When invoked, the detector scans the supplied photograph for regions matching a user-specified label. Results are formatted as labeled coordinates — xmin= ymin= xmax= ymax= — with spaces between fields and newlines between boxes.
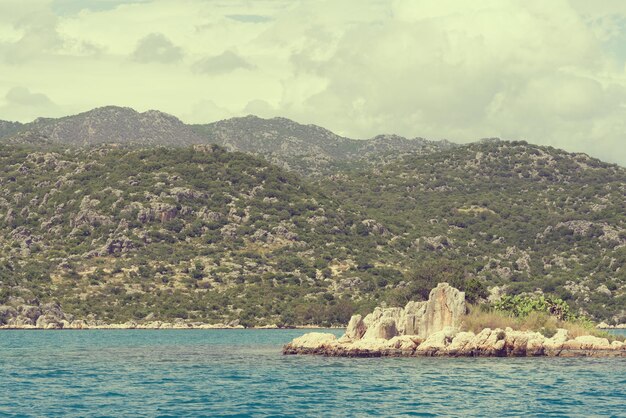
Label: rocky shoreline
xmin=0 ymin=323 xmax=337 ymax=330
xmin=0 ymin=300 xmax=341 ymax=330
xmin=283 ymin=283 xmax=626 ymax=358
xmin=283 ymin=329 xmax=626 ymax=358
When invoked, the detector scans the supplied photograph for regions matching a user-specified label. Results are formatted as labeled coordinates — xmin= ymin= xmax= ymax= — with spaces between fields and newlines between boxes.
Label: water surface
xmin=0 ymin=329 xmax=624 ymax=417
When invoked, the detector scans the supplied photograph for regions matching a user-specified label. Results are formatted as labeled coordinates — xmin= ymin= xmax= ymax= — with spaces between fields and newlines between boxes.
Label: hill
xmin=0 ymin=144 xmax=395 ymax=326
xmin=319 ymin=139 xmax=626 ymax=322
xmin=0 ymin=106 xmax=205 ymax=146
xmin=192 ymin=115 xmax=453 ymax=174
xmin=0 ymin=107 xmax=451 ymax=174
xmin=0 ymin=108 xmax=624 ymax=326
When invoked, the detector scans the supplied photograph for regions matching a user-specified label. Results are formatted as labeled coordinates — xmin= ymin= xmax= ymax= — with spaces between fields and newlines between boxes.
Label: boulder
xmin=419 ymin=283 xmax=466 ymax=337
xmin=18 ymin=305 xmax=42 ymax=321
xmin=345 ymin=314 xmax=366 ymax=340
xmin=386 ymin=335 xmax=421 ymax=351
xmin=416 ymin=326 xmax=458 ymax=353
xmin=571 ymin=335 xmax=611 ymax=350
xmin=363 ymin=317 xmax=398 ymax=340
xmin=36 ymin=315 xmax=64 ymax=329
xmin=543 ymin=329 xmax=568 ymax=351
xmin=446 ymin=331 xmax=475 ymax=355
xmin=0 ymin=305 xmax=18 ymax=324
xmin=400 ymin=301 xmax=427 ymax=335
xmin=341 ymin=282 xmax=466 ymax=343
xmin=470 ymin=328 xmax=506 ymax=356
xmin=289 ymin=332 xmax=338 ymax=349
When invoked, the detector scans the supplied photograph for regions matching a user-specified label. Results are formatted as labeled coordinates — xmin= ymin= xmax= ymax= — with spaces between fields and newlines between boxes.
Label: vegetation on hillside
xmin=0 ymin=136 xmax=624 ymax=326
xmin=320 ymin=140 xmax=626 ymax=323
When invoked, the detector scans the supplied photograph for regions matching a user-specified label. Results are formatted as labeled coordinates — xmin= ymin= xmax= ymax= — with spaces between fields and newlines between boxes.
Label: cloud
xmin=131 ymin=32 xmax=183 ymax=64
xmin=0 ymin=8 xmax=64 ymax=64
xmin=0 ymin=87 xmax=61 ymax=121
xmin=6 ymin=86 xmax=55 ymax=107
xmin=243 ymin=99 xmax=276 ymax=118
xmin=192 ymin=51 xmax=254 ymax=75
xmin=226 ymin=14 xmax=272 ymax=24
xmin=51 ymin=0 xmax=152 ymax=16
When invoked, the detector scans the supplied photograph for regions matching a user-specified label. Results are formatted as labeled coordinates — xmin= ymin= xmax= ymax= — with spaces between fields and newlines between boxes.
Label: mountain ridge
xmin=0 ymin=106 xmax=455 ymax=174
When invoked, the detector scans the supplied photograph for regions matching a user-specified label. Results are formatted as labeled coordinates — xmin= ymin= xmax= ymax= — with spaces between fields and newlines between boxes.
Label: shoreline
xmin=0 ymin=324 xmax=345 ymax=330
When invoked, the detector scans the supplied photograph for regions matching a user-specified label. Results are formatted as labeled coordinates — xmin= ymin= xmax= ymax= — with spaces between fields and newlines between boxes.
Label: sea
xmin=0 ymin=329 xmax=625 ymax=417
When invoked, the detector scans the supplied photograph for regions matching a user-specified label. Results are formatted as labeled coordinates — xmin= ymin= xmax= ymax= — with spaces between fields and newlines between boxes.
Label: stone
xmin=18 ymin=305 xmax=42 ymax=321
xmin=36 ymin=315 xmax=64 ymax=329
xmin=543 ymin=329 xmax=568 ymax=351
xmin=346 ymin=282 xmax=465 ymax=343
xmin=419 ymin=283 xmax=466 ymax=337
xmin=0 ymin=305 xmax=18 ymax=324
xmin=400 ymin=301 xmax=427 ymax=335
xmin=416 ymin=326 xmax=458 ymax=353
xmin=363 ymin=317 xmax=398 ymax=340
xmin=345 ymin=314 xmax=366 ymax=340
xmin=289 ymin=332 xmax=338 ymax=349
xmin=470 ymin=328 xmax=507 ymax=356
xmin=572 ymin=335 xmax=611 ymax=350
xmin=386 ymin=335 xmax=421 ymax=351
xmin=446 ymin=331 xmax=475 ymax=355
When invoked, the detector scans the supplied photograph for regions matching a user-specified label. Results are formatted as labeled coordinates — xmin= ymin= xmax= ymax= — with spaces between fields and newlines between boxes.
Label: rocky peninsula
xmin=283 ymin=283 xmax=626 ymax=357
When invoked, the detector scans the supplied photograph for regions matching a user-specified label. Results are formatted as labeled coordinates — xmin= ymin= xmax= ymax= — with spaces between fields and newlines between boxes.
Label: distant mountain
xmin=0 ymin=107 xmax=452 ymax=174
xmin=0 ymin=120 xmax=22 ymax=138
xmin=192 ymin=115 xmax=453 ymax=174
xmin=1 ymin=106 xmax=205 ymax=147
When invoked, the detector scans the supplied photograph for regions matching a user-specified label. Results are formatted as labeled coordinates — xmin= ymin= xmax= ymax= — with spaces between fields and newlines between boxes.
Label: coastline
xmin=0 ymin=323 xmax=344 ymax=330
xmin=283 ymin=283 xmax=626 ymax=359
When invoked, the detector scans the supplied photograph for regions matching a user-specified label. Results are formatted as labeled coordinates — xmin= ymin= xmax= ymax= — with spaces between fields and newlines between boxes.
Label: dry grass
xmin=460 ymin=305 xmax=624 ymax=342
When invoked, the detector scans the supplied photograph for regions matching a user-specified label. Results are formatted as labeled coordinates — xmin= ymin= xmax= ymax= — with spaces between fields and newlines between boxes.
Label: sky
xmin=1 ymin=0 xmax=626 ymax=165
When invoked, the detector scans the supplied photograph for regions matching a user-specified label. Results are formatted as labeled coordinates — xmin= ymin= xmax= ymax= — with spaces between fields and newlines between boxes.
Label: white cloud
xmin=132 ymin=32 xmax=183 ymax=64
xmin=0 ymin=86 xmax=61 ymax=121
xmin=192 ymin=50 xmax=254 ymax=75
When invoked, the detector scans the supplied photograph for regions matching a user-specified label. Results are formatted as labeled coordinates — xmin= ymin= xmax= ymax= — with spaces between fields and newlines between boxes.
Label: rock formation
xmin=347 ymin=282 xmax=466 ymax=342
xmin=283 ymin=283 xmax=626 ymax=358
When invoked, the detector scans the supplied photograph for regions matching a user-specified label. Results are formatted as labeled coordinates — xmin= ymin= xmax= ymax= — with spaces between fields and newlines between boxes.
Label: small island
xmin=283 ymin=283 xmax=625 ymax=357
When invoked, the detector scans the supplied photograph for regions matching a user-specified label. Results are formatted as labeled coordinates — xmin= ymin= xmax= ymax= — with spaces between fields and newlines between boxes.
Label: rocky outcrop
xmin=0 ymin=301 xmax=77 ymax=329
xmin=346 ymin=282 xmax=466 ymax=343
xmin=284 ymin=326 xmax=626 ymax=358
xmin=283 ymin=283 xmax=625 ymax=358
xmin=0 ymin=299 xmax=251 ymax=330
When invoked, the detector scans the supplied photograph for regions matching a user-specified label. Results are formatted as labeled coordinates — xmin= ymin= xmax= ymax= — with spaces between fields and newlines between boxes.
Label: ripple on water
xmin=0 ymin=330 xmax=625 ymax=417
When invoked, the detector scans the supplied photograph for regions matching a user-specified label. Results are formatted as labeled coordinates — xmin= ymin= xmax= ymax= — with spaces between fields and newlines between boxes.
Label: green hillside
xmin=320 ymin=140 xmax=626 ymax=322
xmin=0 ymin=137 xmax=624 ymax=327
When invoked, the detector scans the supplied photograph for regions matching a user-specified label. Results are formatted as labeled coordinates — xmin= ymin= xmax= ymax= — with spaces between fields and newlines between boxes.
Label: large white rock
xmin=345 ymin=314 xmax=366 ymax=340
xmin=342 ymin=282 xmax=467 ymax=342
xmin=362 ymin=317 xmax=398 ymax=340
xmin=290 ymin=332 xmax=338 ymax=349
xmin=419 ymin=283 xmax=466 ymax=337
xmin=416 ymin=326 xmax=458 ymax=352
xmin=572 ymin=335 xmax=611 ymax=350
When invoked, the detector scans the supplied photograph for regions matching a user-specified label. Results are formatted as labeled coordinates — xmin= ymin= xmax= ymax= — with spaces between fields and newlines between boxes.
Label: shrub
xmin=493 ymin=294 xmax=575 ymax=321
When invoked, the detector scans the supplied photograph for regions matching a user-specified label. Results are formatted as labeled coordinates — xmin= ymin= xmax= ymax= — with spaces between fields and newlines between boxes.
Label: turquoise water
xmin=0 ymin=330 xmax=625 ymax=417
